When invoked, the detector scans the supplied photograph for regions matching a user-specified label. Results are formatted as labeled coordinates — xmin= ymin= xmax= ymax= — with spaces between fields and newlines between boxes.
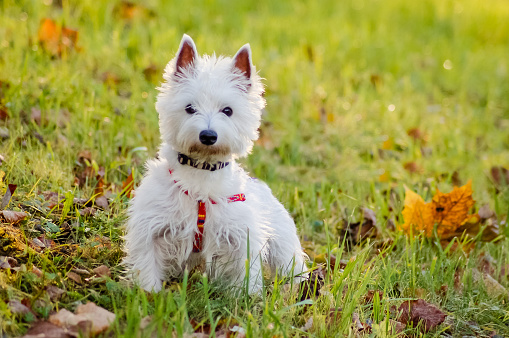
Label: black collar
xmin=177 ymin=153 xmax=229 ymax=171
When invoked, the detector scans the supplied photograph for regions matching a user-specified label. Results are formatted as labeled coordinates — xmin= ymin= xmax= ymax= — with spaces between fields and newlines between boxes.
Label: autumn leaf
xmin=400 ymin=188 xmax=434 ymax=236
xmin=398 ymin=299 xmax=446 ymax=332
xmin=400 ymin=181 xmax=475 ymax=237
xmin=431 ymin=180 xmax=475 ymax=236
xmin=121 ymin=172 xmax=134 ymax=198
xmin=38 ymin=18 xmax=79 ymax=57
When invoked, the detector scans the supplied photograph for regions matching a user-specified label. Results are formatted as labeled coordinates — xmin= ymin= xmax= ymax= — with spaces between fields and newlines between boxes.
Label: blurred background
xmin=0 ymin=0 xmax=508 ymax=229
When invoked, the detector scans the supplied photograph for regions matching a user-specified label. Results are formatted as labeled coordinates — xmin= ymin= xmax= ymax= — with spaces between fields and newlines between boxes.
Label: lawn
xmin=1 ymin=0 xmax=509 ymax=336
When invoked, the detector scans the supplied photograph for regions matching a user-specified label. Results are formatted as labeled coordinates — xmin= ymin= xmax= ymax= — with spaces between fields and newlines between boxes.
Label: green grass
xmin=1 ymin=0 xmax=509 ymax=336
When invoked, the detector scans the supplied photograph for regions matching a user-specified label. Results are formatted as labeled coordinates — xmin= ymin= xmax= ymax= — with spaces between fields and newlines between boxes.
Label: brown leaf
xmin=93 ymin=265 xmax=111 ymax=277
xmin=32 ymin=266 xmax=43 ymax=278
xmin=121 ymin=172 xmax=134 ymax=198
xmin=0 ymin=256 xmax=17 ymax=269
xmin=398 ymin=299 xmax=446 ymax=332
xmin=38 ymin=18 xmax=79 ymax=57
xmin=67 ymin=271 xmax=82 ymax=284
xmin=95 ymin=195 xmax=109 ymax=209
xmin=404 ymin=161 xmax=422 ymax=174
xmin=363 ymin=290 xmax=383 ymax=305
xmin=0 ymin=105 xmax=8 ymax=121
xmin=299 ymin=266 xmax=325 ymax=301
xmin=75 ymin=302 xmax=116 ymax=334
xmin=490 ymin=166 xmax=509 ymax=187
xmin=407 ymin=127 xmax=426 ymax=142
xmin=79 ymin=207 xmax=96 ymax=217
xmin=1 ymin=183 xmax=17 ymax=209
xmin=31 ymin=108 xmax=42 ymax=126
xmin=46 ymin=285 xmax=65 ymax=302
xmin=22 ymin=321 xmax=74 ymax=338
xmin=0 ymin=210 xmax=28 ymax=224
xmin=8 ymin=300 xmax=32 ymax=315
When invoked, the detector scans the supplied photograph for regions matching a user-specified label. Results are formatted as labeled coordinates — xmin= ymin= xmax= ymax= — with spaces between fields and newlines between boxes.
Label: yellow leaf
xmin=431 ymin=180 xmax=475 ymax=236
xmin=400 ymin=188 xmax=434 ymax=236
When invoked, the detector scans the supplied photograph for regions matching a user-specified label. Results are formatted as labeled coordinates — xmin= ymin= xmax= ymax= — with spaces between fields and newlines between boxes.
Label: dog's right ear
xmin=175 ymin=34 xmax=198 ymax=76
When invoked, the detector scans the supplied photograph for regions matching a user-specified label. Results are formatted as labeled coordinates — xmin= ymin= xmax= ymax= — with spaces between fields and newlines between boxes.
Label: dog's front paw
xmin=140 ymin=277 xmax=163 ymax=293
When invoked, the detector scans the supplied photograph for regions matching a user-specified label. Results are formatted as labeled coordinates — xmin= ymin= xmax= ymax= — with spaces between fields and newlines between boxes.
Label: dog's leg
xmin=124 ymin=230 xmax=166 ymax=292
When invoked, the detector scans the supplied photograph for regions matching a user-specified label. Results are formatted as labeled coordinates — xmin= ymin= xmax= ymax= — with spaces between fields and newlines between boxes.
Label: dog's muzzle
xmin=199 ymin=130 xmax=217 ymax=146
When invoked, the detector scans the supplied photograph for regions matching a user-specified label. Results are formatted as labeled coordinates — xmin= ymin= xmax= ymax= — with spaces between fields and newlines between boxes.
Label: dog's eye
xmin=221 ymin=107 xmax=233 ymax=117
xmin=185 ymin=105 xmax=197 ymax=114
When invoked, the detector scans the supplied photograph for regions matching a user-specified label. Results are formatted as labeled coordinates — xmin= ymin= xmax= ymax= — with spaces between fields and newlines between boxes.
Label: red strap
xmin=169 ymin=169 xmax=245 ymax=252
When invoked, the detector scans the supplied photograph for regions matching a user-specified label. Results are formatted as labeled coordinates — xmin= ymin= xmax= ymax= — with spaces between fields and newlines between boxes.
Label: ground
xmin=0 ymin=0 xmax=508 ymax=337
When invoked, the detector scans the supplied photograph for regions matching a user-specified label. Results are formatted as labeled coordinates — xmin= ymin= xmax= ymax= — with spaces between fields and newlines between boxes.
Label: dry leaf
xmin=46 ymin=285 xmax=65 ymax=302
xmin=1 ymin=183 xmax=17 ymax=209
xmin=8 ymin=300 xmax=32 ymax=315
xmin=0 ymin=256 xmax=17 ymax=269
xmin=299 ymin=266 xmax=325 ymax=301
xmin=31 ymin=108 xmax=42 ymax=126
xmin=399 ymin=188 xmax=434 ymax=236
xmin=93 ymin=265 xmax=111 ymax=277
xmin=431 ymin=180 xmax=475 ymax=236
xmin=0 ymin=210 xmax=28 ymax=224
xmin=21 ymin=321 xmax=73 ymax=338
xmin=67 ymin=271 xmax=82 ymax=284
xmin=400 ymin=181 xmax=475 ymax=238
xmin=75 ymin=302 xmax=116 ymax=334
xmin=398 ymin=299 xmax=446 ymax=332
xmin=121 ymin=172 xmax=134 ymax=198
xmin=38 ymin=18 xmax=79 ymax=56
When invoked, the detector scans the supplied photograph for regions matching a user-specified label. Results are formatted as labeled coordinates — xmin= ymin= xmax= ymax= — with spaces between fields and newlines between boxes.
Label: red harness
xmin=169 ymin=169 xmax=246 ymax=252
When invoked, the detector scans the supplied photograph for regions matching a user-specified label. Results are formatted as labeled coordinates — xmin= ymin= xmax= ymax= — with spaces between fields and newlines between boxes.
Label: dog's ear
xmin=233 ymin=44 xmax=252 ymax=81
xmin=175 ymin=34 xmax=198 ymax=75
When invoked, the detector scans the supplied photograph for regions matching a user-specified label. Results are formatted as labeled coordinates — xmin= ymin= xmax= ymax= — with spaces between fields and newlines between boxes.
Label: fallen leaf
xmin=0 ymin=210 xmax=28 ymax=224
xmin=404 ymin=161 xmax=422 ymax=174
xmin=21 ymin=321 xmax=73 ymax=338
xmin=93 ymin=265 xmax=111 ymax=277
xmin=8 ymin=300 xmax=32 ymax=315
xmin=300 ymin=317 xmax=313 ymax=332
xmin=398 ymin=299 xmax=446 ymax=332
xmin=0 ymin=105 xmax=8 ymax=121
xmin=75 ymin=302 xmax=116 ymax=334
xmin=299 ymin=266 xmax=325 ymax=301
xmin=79 ymin=207 xmax=96 ymax=216
xmin=490 ymin=166 xmax=509 ymax=187
xmin=407 ymin=127 xmax=426 ymax=142
xmin=472 ymin=268 xmax=508 ymax=299
xmin=1 ymin=183 xmax=17 ymax=209
xmin=400 ymin=181 xmax=475 ymax=238
xmin=399 ymin=188 xmax=434 ymax=237
xmin=46 ymin=285 xmax=65 ymax=302
xmin=121 ymin=172 xmax=134 ymax=198
xmin=0 ymin=256 xmax=17 ymax=269
xmin=38 ymin=18 xmax=79 ymax=57
xmin=71 ymin=268 xmax=91 ymax=275
xmin=32 ymin=266 xmax=43 ymax=278
xmin=431 ymin=180 xmax=475 ymax=236
xmin=95 ymin=195 xmax=109 ymax=209
xmin=67 ymin=271 xmax=82 ymax=284
xmin=31 ymin=108 xmax=42 ymax=126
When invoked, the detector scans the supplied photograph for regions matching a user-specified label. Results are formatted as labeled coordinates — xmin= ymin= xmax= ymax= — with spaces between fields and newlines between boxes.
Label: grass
xmin=1 ymin=0 xmax=509 ymax=336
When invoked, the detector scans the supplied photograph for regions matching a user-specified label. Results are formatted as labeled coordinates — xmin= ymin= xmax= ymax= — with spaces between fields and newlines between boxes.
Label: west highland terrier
xmin=123 ymin=35 xmax=307 ymax=293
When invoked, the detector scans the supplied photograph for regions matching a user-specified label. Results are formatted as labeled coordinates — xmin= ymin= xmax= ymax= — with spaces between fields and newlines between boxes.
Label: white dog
xmin=123 ymin=35 xmax=307 ymax=293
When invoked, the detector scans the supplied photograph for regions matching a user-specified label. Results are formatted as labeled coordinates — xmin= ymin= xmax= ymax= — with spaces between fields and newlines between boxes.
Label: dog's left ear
xmin=233 ymin=44 xmax=252 ymax=81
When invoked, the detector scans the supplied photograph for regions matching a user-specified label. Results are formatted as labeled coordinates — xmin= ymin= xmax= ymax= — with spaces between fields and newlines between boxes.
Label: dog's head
xmin=156 ymin=35 xmax=265 ymax=163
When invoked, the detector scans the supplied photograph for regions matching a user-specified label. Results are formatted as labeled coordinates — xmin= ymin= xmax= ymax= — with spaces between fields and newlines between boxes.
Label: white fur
xmin=123 ymin=35 xmax=307 ymax=293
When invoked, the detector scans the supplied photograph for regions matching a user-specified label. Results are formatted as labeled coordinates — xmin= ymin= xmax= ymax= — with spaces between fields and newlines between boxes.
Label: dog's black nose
xmin=199 ymin=130 xmax=218 ymax=145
